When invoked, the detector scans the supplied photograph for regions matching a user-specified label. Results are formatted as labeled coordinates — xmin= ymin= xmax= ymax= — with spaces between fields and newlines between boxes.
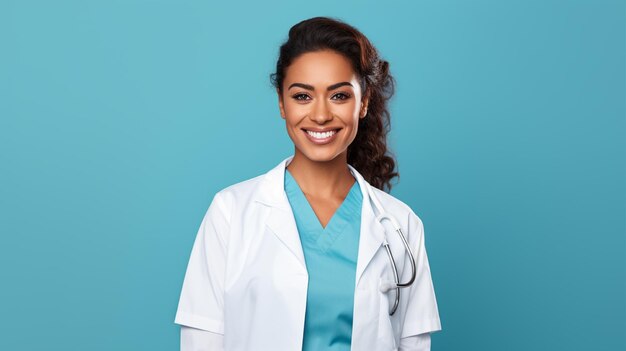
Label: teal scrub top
xmin=284 ymin=168 xmax=363 ymax=351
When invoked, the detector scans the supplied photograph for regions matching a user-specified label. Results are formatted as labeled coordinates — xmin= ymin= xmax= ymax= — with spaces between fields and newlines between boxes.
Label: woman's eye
xmin=292 ymin=93 xmax=310 ymax=101
xmin=332 ymin=92 xmax=351 ymax=100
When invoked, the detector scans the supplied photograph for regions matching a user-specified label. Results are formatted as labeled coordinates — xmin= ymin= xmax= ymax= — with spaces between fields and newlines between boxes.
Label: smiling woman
xmin=272 ymin=19 xmax=399 ymax=193
xmin=175 ymin=16 xmax=442 ymax=351
xmin=279 ymin=50 xmax=366 ymax=154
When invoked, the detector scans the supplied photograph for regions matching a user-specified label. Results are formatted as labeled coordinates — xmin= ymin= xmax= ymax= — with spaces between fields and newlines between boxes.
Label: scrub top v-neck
xmin=284 ymin=167 xmax=363 ymax=351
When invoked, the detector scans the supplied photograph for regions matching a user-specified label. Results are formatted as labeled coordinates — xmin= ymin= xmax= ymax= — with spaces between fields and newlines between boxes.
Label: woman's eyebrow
xmin=288 ymin=81 xmax=353 ymax=91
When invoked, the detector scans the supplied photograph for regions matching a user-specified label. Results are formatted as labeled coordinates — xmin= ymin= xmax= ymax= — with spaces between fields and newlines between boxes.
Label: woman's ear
xmin=360 ymin=91 xmax=370 ymax=118
xmin=277 ymin=88 xmax=286 ymax=119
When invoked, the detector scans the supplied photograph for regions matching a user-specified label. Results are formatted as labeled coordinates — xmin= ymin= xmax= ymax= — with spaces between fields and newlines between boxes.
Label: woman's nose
xmin=311 ymin=100 xmax=332 ymax=123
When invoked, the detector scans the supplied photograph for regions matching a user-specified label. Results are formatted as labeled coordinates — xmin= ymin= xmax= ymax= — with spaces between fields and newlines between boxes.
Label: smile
xmin=302 ymin=128 xmax=341 ymax=145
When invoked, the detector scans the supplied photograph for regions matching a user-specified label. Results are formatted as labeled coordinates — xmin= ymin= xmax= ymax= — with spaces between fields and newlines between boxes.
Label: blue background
xmin=1 ymin=0 xmax=624 ymax=350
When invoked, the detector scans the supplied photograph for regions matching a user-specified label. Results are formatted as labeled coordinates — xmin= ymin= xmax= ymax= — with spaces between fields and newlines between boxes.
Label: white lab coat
xmin=175 ymin=155 xmax=442 ymax=350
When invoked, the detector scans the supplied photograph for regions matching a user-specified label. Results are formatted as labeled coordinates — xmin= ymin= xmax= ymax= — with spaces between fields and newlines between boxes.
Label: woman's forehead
xmin=285 ymin=51 xmax=359 ymax=89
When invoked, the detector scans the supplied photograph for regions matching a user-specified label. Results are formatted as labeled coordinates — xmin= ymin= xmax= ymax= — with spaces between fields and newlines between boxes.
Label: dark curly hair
xmin=269 ymin=16 xmax=399 ymax=192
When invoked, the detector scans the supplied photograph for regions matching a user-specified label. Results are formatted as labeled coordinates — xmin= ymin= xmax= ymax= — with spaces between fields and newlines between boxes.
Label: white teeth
xmin=306 ymin=129 xmax=337 ymax=139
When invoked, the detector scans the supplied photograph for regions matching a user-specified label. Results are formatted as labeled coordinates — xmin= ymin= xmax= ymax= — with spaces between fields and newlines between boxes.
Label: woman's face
xmin=277 ymin=49 xmax=369 ymax=163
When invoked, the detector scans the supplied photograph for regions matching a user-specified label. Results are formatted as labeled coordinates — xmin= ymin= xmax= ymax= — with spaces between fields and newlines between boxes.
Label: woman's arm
xmin=399 ymin=332 xmax=431 ymax=351
xmin=175 ymin=191 xmax=231 ymax=335
xmin=180 ymin=325 xmax=224 ymax=351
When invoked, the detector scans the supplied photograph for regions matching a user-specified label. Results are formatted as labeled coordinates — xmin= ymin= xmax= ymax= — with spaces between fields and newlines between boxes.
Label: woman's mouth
xmin=302 ymin=128 xmax=341 ymax=145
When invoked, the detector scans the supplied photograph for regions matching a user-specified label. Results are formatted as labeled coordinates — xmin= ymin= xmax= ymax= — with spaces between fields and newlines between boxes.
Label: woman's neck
xmin=285 ymin=149 xmax=356 ymax=199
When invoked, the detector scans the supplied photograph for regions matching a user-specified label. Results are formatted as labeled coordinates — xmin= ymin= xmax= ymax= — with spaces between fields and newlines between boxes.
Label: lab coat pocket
xmin=377 ymin=279 xmax=398 ymax=350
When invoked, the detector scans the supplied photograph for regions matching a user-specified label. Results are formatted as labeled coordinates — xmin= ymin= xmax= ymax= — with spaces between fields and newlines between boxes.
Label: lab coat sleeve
xmin=180 ymin=325 xmax=224 ymax=351
xmin=175 ymin=191 xmax=230 ymax=334
xmin=400 ymin=211 xmax=442 ymax=338
xmin=399 ymin=332 xmax=431 ymax=351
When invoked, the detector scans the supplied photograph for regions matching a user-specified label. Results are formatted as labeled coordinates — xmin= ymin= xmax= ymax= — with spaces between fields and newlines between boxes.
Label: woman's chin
xmin=296 ymin=146 xmax=345 ymax=163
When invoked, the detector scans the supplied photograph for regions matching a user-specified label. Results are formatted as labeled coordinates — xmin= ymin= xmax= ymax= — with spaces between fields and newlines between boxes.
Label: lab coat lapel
xmin=254 ymin=156 xmax=307 ymax=272
xmin=347 ymin=164 xmax=386 ymax=287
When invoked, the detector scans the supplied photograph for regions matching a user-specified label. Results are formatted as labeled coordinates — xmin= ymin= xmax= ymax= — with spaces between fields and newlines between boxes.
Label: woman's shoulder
xmin=366 ymin=184 xmax=424 ymax=228
xmin=219 ymin=173 xmax=266 ymax=195
xmin=210 ymin=156 xmax=291 ymax=210
xmin=212 ymin=172 xmax=266 ymax=206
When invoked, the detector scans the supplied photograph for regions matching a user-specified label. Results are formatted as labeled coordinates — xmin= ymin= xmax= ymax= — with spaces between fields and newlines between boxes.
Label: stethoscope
xmin=362 ymin=182 xmax=417 ymax=316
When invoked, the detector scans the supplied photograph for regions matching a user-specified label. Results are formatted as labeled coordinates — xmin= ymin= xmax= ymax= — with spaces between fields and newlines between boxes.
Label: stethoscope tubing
xmin=364 ymin=182 xmax=418 ymax=315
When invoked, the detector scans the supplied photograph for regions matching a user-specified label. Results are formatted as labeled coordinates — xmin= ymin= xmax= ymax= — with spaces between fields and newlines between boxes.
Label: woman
xmin=175 ymin=16 xmax=442 ymax=350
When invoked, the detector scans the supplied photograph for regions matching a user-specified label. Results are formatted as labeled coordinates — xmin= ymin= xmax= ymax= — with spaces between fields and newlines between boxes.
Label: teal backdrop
xmin=1 ymin=0 xmax=624 ymax=350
